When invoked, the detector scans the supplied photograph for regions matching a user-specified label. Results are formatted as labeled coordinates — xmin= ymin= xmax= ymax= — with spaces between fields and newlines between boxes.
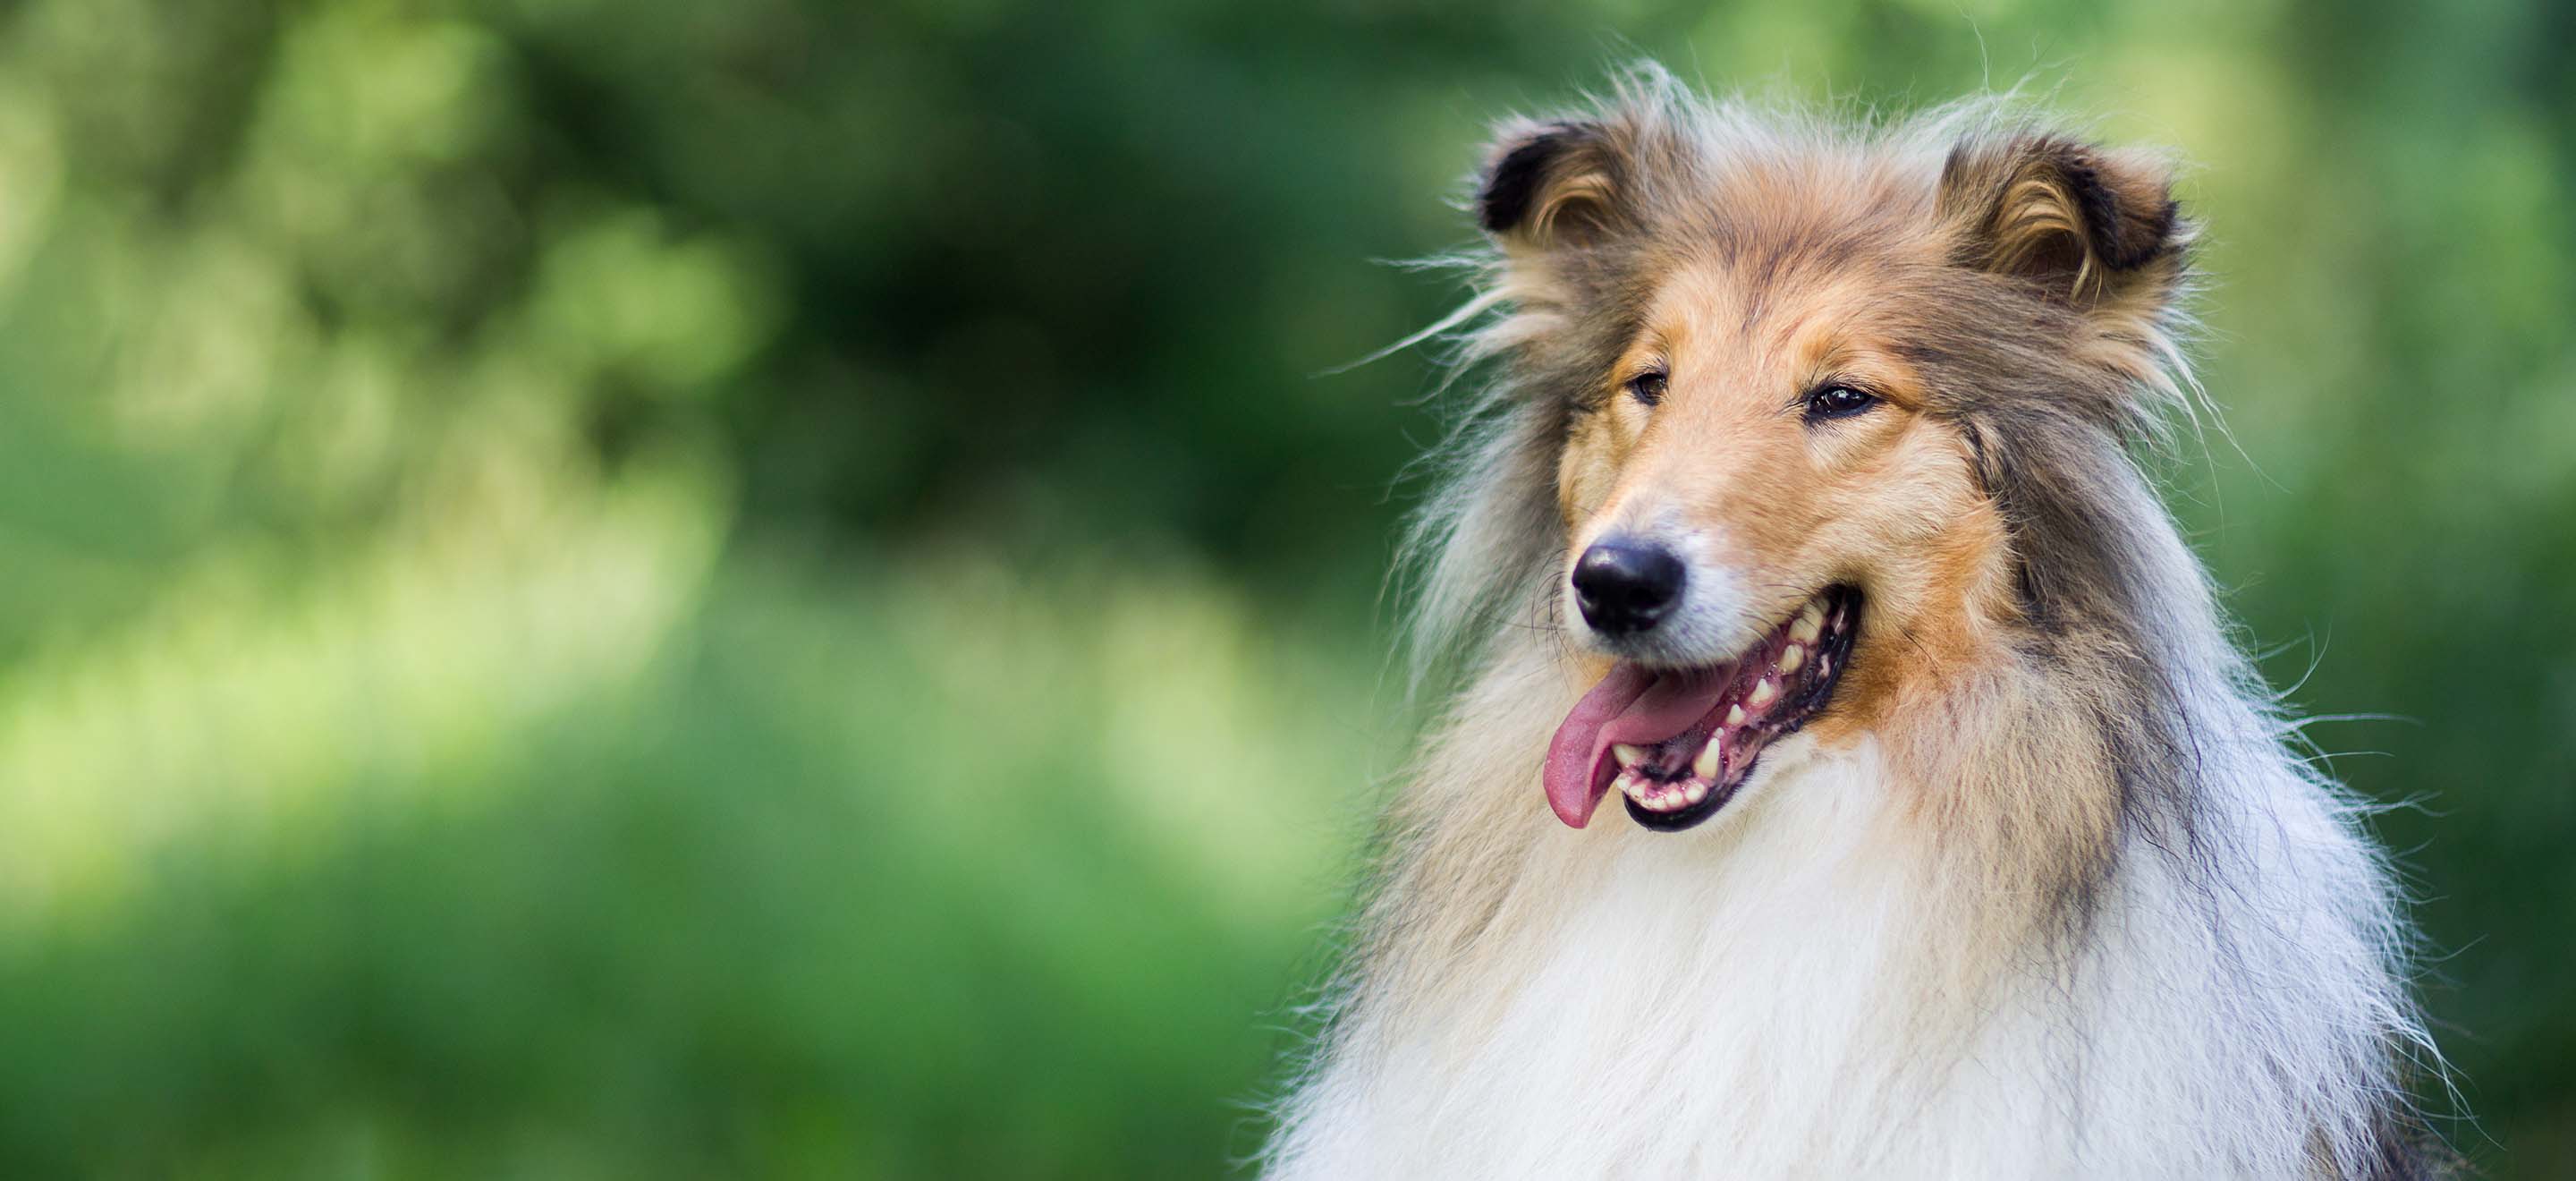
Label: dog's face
xmin=1553 ymin=253 xmax=1982 ymax=675
xmin=1487 ymin=113 xmax=2186 ymax=832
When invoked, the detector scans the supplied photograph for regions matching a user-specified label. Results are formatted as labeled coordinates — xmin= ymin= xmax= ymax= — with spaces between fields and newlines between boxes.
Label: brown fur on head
xmin=1445 ymin=75 xmax=2206 ymax=924
xmin=1478 ymin=95 xmax=2190 ymax=641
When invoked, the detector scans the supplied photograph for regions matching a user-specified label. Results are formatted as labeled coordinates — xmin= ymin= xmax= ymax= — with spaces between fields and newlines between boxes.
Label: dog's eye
xmin=1624 ymin=370 xmax=1667 ymax=406
xmin=1802 ymin=384 xmax=1876 ymax=421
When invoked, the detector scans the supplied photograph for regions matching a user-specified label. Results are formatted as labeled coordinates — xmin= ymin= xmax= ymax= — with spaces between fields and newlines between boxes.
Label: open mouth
xmin=1543 ymin=586 xmax=1861 ymax=833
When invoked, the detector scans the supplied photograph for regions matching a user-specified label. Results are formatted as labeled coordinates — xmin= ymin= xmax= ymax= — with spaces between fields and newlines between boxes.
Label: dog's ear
xmin=1938 ymin=134 xmax=2186 ymax=308
xmin=1477 ymin=119 xmax=1631 ymax=250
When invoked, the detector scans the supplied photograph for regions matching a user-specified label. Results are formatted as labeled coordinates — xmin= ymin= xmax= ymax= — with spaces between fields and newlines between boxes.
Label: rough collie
xmin=1263 ymin=69 xmax=2443 ymax=1179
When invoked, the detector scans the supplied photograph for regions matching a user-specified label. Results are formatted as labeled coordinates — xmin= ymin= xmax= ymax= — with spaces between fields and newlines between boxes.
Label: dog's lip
xmin=1541 ymin=586 xmax=1860 ymax=831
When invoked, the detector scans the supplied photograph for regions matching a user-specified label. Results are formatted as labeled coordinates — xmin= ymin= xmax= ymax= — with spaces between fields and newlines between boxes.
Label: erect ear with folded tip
xmin=1476 ymin=119 xmax=1630 ymax=250
xmin=1938 ymin=133 xmax=2189 ymax=310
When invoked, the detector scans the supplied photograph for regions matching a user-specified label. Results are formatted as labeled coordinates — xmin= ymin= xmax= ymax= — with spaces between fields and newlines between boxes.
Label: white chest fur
xmin=1266 ymin=730 xmax=2414 ymax=1180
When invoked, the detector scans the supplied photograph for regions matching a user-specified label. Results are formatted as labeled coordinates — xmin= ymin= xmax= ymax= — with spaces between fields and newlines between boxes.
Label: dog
xmin=1262 ymin=68 xmax=2444 ymax=1179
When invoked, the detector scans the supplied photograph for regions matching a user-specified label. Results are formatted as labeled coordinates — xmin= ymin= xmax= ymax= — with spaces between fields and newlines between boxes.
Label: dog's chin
xmin=1543 ymin=587 xmax=1862 ymax=834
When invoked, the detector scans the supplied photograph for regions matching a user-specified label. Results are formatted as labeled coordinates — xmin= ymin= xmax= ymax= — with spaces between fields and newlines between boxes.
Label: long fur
xmin=1265 ymin=68 xmax=2443 ymax=1179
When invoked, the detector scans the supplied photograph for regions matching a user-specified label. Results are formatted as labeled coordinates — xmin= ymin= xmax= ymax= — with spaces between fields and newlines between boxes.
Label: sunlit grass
xmin=0 ymin=512 xmax=1388 ymax=1175
xmin=0 ymin=460 xmax=725 ymax=928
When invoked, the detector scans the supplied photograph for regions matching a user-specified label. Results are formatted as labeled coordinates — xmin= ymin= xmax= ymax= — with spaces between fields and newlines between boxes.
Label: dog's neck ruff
xmin=1262 ymin=627 xmax=2426 ymax=1180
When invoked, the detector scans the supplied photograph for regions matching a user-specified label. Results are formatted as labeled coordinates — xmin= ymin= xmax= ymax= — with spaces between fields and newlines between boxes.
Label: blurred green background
xmin=0 ymin=0 xmax=2567 ymax=1176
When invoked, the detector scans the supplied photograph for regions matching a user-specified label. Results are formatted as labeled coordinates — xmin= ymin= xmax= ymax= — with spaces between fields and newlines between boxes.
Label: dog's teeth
xmin=1791 ymin=601 xmax=1825 ymax=644
xmin=1612 ymin=743 xmax=1648 ymax=768
xmin=1750 ymin=677 xmax=1776 ymax=708
xmin=1692 ymin=736 xmax=1723 ymax=778
xmin=1725 ymin=703 xmax=1746 ymax=726
xmin=1777 ymin=644 xmax=1804 ymax=674
xmin=1684 ymin=780 xmax=1707 ymax=804
xmin=1817 ymin=655 xmax=1831 ymax=678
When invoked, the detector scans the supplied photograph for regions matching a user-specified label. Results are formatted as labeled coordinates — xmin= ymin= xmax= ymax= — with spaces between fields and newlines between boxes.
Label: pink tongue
xmin=1541 ymin=663 xmax=1735 ymax=828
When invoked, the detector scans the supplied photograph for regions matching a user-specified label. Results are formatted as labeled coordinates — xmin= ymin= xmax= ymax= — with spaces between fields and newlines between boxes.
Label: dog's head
xmin=1483 ymin=89 xmax=2192 ymax=832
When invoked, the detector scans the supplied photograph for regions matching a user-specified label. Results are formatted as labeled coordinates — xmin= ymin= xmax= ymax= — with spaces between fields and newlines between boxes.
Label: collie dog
xmin=1264 ymin=70 xmax=2442 ymax=1179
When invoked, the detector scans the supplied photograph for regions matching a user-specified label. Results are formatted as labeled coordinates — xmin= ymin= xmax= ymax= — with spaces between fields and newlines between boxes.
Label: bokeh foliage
xmin=0 ymin=0 xmax=2567 ymax=1176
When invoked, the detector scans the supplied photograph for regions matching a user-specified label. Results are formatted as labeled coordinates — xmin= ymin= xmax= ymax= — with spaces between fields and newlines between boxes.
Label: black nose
xmin=1572 ymin=538 xmax=1686 ymax=636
